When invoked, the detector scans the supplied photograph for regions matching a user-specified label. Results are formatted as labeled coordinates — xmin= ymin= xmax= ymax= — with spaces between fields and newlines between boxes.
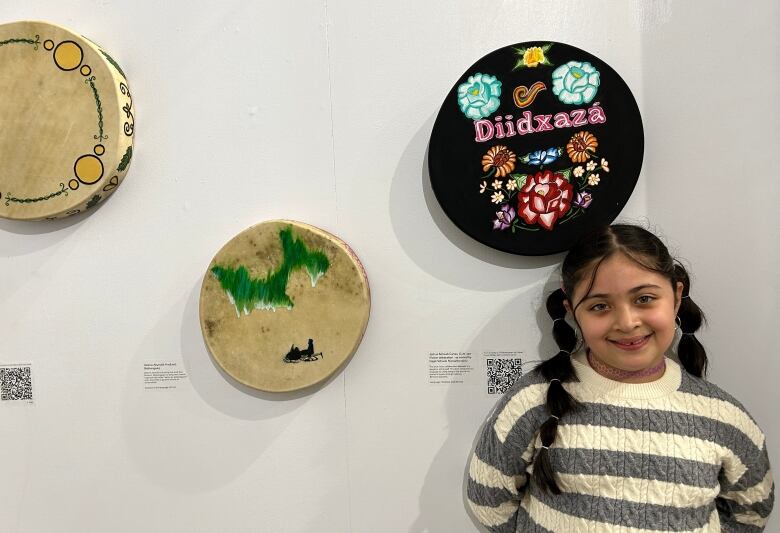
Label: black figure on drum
xmin=283 ymin=339 xmax=323 ymax=363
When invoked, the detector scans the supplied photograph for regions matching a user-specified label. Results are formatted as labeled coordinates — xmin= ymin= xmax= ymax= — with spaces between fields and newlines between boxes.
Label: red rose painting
xmin=517 ymin=170 xmax=573 ymax=231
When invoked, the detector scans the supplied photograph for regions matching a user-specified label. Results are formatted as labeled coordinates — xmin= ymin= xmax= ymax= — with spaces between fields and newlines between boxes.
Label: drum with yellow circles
xmin=0 ymin=21 xmax=134 ymax=220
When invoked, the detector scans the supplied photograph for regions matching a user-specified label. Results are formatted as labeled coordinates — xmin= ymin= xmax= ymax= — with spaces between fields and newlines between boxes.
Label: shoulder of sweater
xmin=678 ymin=369 xmax=752 ymax=412
xmin=676 ymin=371 xmax=769 ymax=444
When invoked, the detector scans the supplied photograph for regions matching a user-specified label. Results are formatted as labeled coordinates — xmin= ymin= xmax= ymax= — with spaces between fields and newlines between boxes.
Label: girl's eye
xmin=636 ymin=295 xmax=656 ymax=304
xmin=589 ymin=303 xmax=608 ymax=312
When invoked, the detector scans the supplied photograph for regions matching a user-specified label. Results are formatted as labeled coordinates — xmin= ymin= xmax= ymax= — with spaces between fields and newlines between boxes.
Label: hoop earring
xmin=674 ymin=316 xmax=682 ymax=332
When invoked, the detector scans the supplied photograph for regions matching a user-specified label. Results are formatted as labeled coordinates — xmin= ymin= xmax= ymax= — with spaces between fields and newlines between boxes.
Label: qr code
xmin=0 ymin=365 xmax=33 ymax=402
xmin=487 ymin=358 xmax=523 ymax=395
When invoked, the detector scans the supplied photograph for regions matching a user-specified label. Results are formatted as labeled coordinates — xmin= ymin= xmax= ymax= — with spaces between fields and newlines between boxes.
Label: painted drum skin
xmin=199 ymin=220 xmax=370 ymax=393
xmin=429 ymin=41 xmax=643 ymax=256
xmin=0 ymin=20 xmax=134 ymax=220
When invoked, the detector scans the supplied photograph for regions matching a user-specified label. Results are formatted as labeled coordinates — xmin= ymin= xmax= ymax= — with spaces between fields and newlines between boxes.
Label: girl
xmin=467 ymin=224 xmax=774 ymax=532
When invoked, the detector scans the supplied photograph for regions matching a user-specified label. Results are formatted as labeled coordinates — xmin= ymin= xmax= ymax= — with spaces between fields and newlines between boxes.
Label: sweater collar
xmin=571 ymin=351 xmax=682 ymax=399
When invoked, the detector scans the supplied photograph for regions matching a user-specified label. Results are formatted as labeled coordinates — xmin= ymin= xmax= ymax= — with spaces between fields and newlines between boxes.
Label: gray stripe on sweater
xmin=678 ymin=372 xmax=754 ymax=415
xmin=481 ymin=518 xmax=520 ymax=533
xmin=722 ymin=443 xmax=774 ymax=492
xmin=466 ymin=478 xmax=519 ymax=508
xmin=552 ymin=447 xmax=721 ymax=487
xmin=474 ymin=415 xmax=535 ymax=477
xmin=529 ymin=482 xmax=716 ymax=531
xmin=475 ymin=373 xmax=546 ymax=477
xmin=720 ymin=488 xmax=775 ymax=519
xmin=516 ymin=504 xmax=554 ymax=533
xmin=558 ymin=402 xmax=762 ymax=473
xmin=717 ymin=506 xmax=765 ymax=533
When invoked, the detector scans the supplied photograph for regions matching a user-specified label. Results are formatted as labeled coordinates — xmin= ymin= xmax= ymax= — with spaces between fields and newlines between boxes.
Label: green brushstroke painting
xmin=117 ymin=146 xmax=132 ymax=171
xmin=211 ymin=226 xmax=330 ymax=315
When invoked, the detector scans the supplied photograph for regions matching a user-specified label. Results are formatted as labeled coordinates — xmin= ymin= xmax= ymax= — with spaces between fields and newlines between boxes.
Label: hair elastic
xmin=681 ymin=295 xmax=691 ymax=299
xmin=540 ymin=445 xmax=551 ymax=450
xmin=549 ymin=414 xmax=560 ymax=420
xmin=549 ymin=378 xmax=561 ymax=384
xmin=553 ymin=318 xmax=567 ymax=323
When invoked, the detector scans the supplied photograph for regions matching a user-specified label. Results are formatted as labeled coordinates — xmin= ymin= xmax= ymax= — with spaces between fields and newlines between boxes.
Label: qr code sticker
xmin=0 ymin=365 xmax=33 ymax=402
xmin=487 ymin=358 xmax=523 ymax=395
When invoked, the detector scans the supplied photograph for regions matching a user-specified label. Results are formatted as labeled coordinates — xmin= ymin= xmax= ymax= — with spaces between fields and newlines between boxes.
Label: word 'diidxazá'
xmin=474 ymin=102 xmax=607 ymax=142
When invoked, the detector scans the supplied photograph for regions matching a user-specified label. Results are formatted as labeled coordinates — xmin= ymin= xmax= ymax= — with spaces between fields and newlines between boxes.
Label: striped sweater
xmin=467 ymin=353 xmax=774 ymax=532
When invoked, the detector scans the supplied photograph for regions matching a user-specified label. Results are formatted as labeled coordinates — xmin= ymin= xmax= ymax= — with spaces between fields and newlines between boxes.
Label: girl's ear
xmin=563 ymin=299 xmax=572 ymax=316
xmin=674 ymin=281 xmax=684 ymax=313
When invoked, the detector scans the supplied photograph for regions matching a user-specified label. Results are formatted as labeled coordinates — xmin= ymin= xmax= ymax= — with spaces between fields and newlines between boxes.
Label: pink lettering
xmin=533 ymin=114 xmax=553 ymax=132
xmin=474 ymin=120 xmax=494 ymax=142
xmin=587 ymin=102 xmax=607 ymax=124
xmin=570 ymin=109 xmax=587 ymax=126
xmin=553 ymin=112 xmax=572 ymax=128
xmin=516 ymin=111 xmax=534 ymax=135
xmin=503 ymin=116 xmax=516 ymax=137
xmin=472 ymin=105 xmax=608 ymax=144
xmin=494 ymin=116 xmax=505 ymax=139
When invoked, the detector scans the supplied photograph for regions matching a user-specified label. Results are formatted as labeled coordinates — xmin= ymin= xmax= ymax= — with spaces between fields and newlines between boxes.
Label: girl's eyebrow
xmin=582 ymin=284 xmax=663 ymax=301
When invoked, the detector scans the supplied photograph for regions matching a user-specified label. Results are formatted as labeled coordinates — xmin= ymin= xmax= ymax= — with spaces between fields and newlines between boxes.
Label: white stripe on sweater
xmin=467 ymin=499 xmax=517 ymax=528
xmin=494 ymin=383 xmax=546 ymax=443
xmin=585 ymin=392 xmax=765 ymax=449
xmin=733 ymin=511 xmax=769 ymax=527
xmin=722 ymin=469 xmax=774 ymax=505
xmin=469 ymin=453 xmax=521 ymax=496
xmin=492 ymin=383 xmax=763 ymax=451
xmin=553 ymin=424 xmax=747 ymax=485
xmin=555 ymin=472 xmax=720 ymax=508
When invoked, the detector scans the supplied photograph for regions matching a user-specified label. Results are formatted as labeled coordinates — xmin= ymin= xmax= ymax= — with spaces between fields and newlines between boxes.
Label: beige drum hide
xmin=0 ymin=21 xmax=134 ymax=220
xmin=199 ymin=220 xmax=371 ymax=393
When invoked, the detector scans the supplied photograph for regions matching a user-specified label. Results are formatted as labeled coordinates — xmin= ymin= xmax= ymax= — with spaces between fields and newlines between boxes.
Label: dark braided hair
xmin=532 ymin=224 xmax=708 ymax=494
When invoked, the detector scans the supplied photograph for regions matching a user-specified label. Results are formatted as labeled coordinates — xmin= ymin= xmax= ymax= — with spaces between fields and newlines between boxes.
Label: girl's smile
xmin=608 ymin=333 xmax=652 ymax=350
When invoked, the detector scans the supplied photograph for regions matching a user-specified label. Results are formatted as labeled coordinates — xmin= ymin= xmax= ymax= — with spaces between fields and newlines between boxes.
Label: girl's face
xmin=568 ymin=252 xmax=683 ymax=376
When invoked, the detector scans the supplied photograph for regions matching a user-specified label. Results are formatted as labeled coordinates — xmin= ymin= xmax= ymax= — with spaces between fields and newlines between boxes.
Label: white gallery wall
xmin=1 ymin=1 xmax=777 ymax=532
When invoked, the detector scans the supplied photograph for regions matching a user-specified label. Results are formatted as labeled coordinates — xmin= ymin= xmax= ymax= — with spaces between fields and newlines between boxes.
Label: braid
xmin=532 ymin=288 xmax=580 ymax=494
xmin=674 ymin=264 xmax=708 ymax=377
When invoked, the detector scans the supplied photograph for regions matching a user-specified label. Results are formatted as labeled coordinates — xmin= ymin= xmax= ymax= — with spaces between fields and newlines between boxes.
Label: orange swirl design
xmin=513 ymin=81 xmax=547 ymax=108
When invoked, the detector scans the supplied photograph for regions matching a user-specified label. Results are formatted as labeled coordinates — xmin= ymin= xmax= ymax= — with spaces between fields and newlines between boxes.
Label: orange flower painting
xmin=482 ymin=145 xmax=517 ymax=177
xmin=566 ymin=131 xmax=598 ymax=163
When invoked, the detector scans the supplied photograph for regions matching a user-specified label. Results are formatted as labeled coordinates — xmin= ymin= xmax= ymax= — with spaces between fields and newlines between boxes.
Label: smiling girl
xmin=467 ymin=224 xmax=774 ymax=532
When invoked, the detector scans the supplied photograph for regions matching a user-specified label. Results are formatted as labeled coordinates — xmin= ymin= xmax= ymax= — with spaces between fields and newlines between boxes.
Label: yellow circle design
xmin=80 ymin=65 xmax=92 ymax=76
xmin=94 ymin=144 xmax=105 ymax=155
xmin=53 ymin=41 xmax=83 ymax=71
xmin=43 ymin=40 xmax=54 ymax=51
xmin=68 ymin=179 xmax=80 ymax=190
xmin=74 ymin=155 xmax=104 ymax=184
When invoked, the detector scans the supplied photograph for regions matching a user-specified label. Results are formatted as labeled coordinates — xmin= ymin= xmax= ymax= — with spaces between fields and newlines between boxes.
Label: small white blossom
xmin=601 ymin=158 xmax=610 ymax=172
xmin=586 ymin=160 xmax=597 ymax=171
xmin=479 ymin=181 xmax=487 ymax=194
xmin=573 ymin=166 xmax=584 ymax=177
xmin=490 ymin=191 xmax=505 ymax=204
xmin=492 ymin=179 xmax=503 ymax=190
xmin=505 ymin=179 xmax=517 ymax=191
xmin=588 ymin=173 xmax=600 ymax=186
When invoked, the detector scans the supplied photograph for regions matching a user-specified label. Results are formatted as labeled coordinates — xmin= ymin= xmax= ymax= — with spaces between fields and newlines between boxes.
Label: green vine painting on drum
xmin=210 ymin=226 xmax=330 ymax=315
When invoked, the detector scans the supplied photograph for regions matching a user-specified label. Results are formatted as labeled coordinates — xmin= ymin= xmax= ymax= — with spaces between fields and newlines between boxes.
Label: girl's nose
xmin=615 ymin=305 xmax=641 ymax=331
